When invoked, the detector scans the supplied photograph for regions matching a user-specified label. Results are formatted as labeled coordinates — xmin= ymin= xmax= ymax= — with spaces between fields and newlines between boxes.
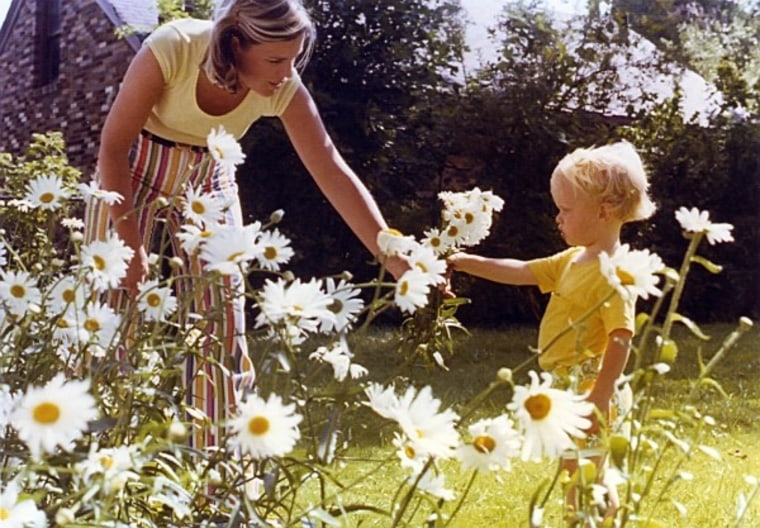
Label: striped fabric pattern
xmin=84 ymin=132 xmax=254 ymax=450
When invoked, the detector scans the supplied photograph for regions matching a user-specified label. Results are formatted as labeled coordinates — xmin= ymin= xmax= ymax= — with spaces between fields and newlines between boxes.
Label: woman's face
xmin=232 ymin=34 xmax=305 ymax=96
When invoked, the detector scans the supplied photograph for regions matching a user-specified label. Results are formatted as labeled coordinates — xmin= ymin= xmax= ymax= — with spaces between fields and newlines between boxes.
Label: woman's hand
xmin=383 ymin=254 xmax=410 ymax=281
xmin=123 ymin=245 xmax=150 ymax=298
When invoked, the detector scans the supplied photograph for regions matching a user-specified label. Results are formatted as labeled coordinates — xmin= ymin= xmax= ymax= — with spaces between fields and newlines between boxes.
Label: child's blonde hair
xmin=551 ymin=141 xmax=656 ymax=222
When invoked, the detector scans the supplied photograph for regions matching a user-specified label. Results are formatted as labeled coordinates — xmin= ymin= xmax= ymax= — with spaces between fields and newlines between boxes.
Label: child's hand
xmin=584 ymin=391 xmax=611 ymax=436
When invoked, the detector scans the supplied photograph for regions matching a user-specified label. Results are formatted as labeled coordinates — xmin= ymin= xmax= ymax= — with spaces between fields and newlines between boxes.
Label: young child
xmin=447 ymin=141 xmax=656 ymax=512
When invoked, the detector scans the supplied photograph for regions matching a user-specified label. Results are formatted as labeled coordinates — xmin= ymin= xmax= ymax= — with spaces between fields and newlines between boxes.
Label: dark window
xmin=36 ymin=0 xmax=62 ymax=86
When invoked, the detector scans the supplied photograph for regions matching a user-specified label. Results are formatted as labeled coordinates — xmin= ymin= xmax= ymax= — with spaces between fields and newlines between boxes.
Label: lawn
xmin=290 ymin=322 xmax=760 ymax=527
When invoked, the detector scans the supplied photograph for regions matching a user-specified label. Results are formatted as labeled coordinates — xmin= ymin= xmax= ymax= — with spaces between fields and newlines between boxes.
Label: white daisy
xmin=376 ymin=228 xmax=416 ymax=257
xmin=416 ymin=472 xmax=455 ymax=501
xmin=0 ymin=270 xmax=42 ymax=318
xmin=181 ymin=186 xmax=227 ymax=227
xmin=24 ymin=174 xmax=70 ymax=211
xmin=255 ymin=227 xmax=294 ymax=272
xmin=675 ymin=206 xmax=734 ymax=245
xmin=421 ymin=227 xmax=451 ymax=256
xmin=80 ymin=234 xmax=135 ymax=291
xmin=394 ymin=268 xmax=431 ymax=314
xmin=77 ymin=179 xmax=124 ymax=205
xmin=308 ymin=338 xmax=368 ymax=382
xmin=319 ymin=277 xmax=364 ymax=333
xmin=76 ymin=444 xmax=141 ymax=493
xmin=457 ymin=415 xmax=522 ymax=472
xmin=508 ymin=371 xmax=594 ymax=461
xmin=200 ymin=222 xmax=262 ymax=276
xmin=61 ymin=217 xmax=85 ymax=230
xmin=44 ymin=274 xmax=89 ymax=315
xmin=599 ymin=244 xmax=664 ymax=301
xmin=228 ymin=392 xmax=303 ymax=459
xmin=11 ymin=374 xmax=99 ymax=458
xmin=392 ymin=432 xmax=427 ymax=474
xmin=255 ymin=277 xmax=333 ymax=335
xmin=150 ymin=476 xmax=192 ymax=520
xmin=207 ymin=126 xmax=246 ymax=174
xmin=368 ymin=385 xmax=460 ymax=461
xmin=0 ymin=481 xmax=46 ymax=528
xmin=364 ymin=382 xmax=401 ymax=420
xmin=137 ymin=279 xmax=178 ymax=322
xmin=407 ymin=244 xmax=447 ymax=285
xmin=176 ymin=223 xmax=215 ymax=255
xmin=81 ymin=302 xmax=121 ymax=349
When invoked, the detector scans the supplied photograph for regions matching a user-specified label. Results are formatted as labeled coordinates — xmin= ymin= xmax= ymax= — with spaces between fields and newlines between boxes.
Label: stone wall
xmin=0 ymin=0 xmax=137 ymax=175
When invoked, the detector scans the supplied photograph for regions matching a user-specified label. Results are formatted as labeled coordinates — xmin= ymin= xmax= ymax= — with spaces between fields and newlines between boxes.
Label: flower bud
xmin=269 ymin=209 xmax=285 ymax=224
xmin=497 ymin=368 xmax=512 ymax=383
xmin=739 ymin=316 xmax=754 ymax=332
xmin=168 ymin=256 xmax=184 ymax=269
xmin=168 ymin=420 xmax=187 ymax=442
xmin=156 ymin=196 xmax=170 ymax=208
xmin=70 ymin=231 xmax=84 ymax=243
xmin=282 ymin=270 xmax=295 ymax=282
xmin=340 ymin=270 xmax=354 ymax=281
xmin=55 ymin=508 xmax=77 ymax=525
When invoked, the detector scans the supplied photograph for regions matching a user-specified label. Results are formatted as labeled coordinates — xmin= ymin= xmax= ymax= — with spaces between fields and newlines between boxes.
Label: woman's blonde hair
xmin=551 ymin=141 xmax=657 ymax=223
xmin=203 ymin=0 xmax=316 ymax=93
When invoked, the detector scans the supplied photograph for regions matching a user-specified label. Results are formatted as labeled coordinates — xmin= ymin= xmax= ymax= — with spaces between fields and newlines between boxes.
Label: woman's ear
xmin=599 ymin=202 xmax=614 ymax=221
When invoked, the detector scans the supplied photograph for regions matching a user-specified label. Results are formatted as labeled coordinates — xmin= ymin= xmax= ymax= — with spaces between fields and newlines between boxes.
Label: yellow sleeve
xmin=143 ymin=22 xmax=185 ymax=84
xmin=527 ymin=247 xmax=580 ymax=294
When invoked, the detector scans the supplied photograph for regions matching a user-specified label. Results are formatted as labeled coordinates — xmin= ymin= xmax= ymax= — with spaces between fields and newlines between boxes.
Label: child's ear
xmin=599 ymin=202 xmax=614 ymax=221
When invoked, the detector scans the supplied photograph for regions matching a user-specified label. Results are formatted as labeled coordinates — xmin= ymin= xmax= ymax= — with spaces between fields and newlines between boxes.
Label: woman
xmin=84 ymin=0 xmax=405 ymax=448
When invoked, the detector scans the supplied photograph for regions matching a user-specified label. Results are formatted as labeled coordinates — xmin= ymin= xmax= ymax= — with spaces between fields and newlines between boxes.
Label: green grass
xmin=288 ymin=322 xmax=760 ymax=527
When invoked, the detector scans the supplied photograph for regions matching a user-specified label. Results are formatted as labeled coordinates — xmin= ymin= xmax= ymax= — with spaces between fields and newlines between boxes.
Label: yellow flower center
xmin=191 ymin=201 xmax=206 ymax=215
xmin=430 ymin=237 xmax=441 ymax=248
xmin=201 ymin=230 xmax=213 ymax=238
xmin=33 ymin=401 xmax=61 ymax=424
xmin=464 ymin=212 xmax=475 ymax=224
xmin=384 ymin=228 xmax=404 ymax=237
xmin=227 ymin=251 xmax=244 ymax=262
xmin=473 ymin=435 xmax=496 ymax=454
xmin=40 ymin=192 xmax=55 ymax=204
xmin=264 ymin=246 xmax=277 ymax=260
xmin=248 ymin=416 xmax=270 ymax=436
xmin=0 ymin=508 xmax=9 ymax=520
xmin=62 ymin=289 xmax=75 ymax=303
xmin=100 ymin=455 xmax=114 ymax=470
xmin=10 ymin=284 xmax=25 ymax=298
xmin=616 ymin=268 xmax=635 ymax=286
xmin=447 ymin=225 xmax=459 ymax=237
xmin=524 ymin=393 xmax=552 ymax=420
xmin=93 ymin=255 xmax=106 ymax=271
xmin=146 ymin=292 xmax=162 ymax=308
xmin=56 ymin=318 xmax=70 ymax=328
xmin=415 ymin=262 xmax=428 ymax=273
xmin=214 ymin=146 xmax=225 ymax=159
xmin=84 ymin=319 xmax=101 ymax=332
xmin=403 ymin=444 xmax=416 ymax=459
xmin=399 ymin=280 xmax=409 ymax=296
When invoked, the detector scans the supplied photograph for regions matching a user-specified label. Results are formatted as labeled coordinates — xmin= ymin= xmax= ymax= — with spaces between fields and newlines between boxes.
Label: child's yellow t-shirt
xmin=142 ymin=18 xmax=302 ymax=146
xmin=527 ymin=247 xmax=635 ymax=373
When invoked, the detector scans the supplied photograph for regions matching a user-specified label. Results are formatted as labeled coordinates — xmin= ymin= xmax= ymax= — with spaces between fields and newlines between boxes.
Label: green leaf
xmin=691 ymin=255 xmax=723 ymax=274
xmin=699 ymin=377 xmax=729 ymax=398
xmin=669 ymin=313 xmax=711 ymax=340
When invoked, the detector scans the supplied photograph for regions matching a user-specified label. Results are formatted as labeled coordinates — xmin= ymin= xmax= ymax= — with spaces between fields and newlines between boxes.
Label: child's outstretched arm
xmin=447 ymin=252 xmax=538 ymax=286
xmin=585 ymin=328 xmax=632 ymax=434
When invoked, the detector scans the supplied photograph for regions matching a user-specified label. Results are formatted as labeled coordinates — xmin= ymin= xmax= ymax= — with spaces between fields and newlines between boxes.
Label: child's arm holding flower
xmin=446 ymin=252 xmax=538 ymax=286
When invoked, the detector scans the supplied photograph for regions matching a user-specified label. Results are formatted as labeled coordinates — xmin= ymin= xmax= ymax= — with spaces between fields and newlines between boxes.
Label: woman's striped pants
xmin=84 ymin=132 xmax=254 ymax=450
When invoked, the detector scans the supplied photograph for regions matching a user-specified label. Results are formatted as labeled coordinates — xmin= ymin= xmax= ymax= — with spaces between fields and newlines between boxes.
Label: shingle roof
xmin=95 ymin=0 xmax=159 ymax=49
xmin=0 ymin=0 xmax=159 ymax=54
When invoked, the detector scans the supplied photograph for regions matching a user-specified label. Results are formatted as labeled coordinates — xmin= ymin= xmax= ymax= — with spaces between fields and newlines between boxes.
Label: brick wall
xmin=0 ymin=0 xmax=137 ymax=176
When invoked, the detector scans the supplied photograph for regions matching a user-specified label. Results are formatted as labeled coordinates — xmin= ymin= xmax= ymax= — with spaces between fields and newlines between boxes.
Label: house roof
xmin=0 ymin=0 xmax=159 ymax=54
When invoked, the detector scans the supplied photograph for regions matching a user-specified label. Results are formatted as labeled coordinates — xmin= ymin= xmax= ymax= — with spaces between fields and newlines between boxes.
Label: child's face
xmin=550 ymin=175 xmax=605 ymax=247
